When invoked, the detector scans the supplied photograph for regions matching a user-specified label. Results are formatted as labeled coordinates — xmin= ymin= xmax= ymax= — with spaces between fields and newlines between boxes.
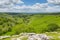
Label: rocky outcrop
xmin=20 ymin=33 xmax=50 ymax=40
xmin=0 ymin=33 xmax=53 ymax=40
xmin=0 ymin=36 xmax=10 ymax=39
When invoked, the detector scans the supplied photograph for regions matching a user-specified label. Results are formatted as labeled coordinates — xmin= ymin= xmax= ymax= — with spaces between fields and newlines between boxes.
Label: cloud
xmin=47 ymin=0 xmax=60 ymax=5
xmin=0 ymin=0 xmax=25 ymax=12
xmin=0 ymin=0 xmax=60 ymax=13
xmin=11 ymin=3 xmax=48 ymax=13
xmin=12 ymin=3 xmax=60 ymax=13
xmin=12 ymin=0 xmax=24 ymax=4
xmin=46 ymin=0 xmax=60 ymax=12
xmin=45 ymin=6 xmax=60 ymax=12
xmin=0 ymin=0 xmax=24 ymax=8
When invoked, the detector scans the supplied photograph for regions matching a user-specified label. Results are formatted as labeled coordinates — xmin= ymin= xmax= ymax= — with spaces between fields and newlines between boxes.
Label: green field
xmin=0 ymin=13 xmax=60 ymax=36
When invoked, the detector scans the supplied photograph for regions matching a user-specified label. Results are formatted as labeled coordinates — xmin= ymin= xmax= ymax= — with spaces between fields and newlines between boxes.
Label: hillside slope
xmin=0 ymin=13 xmax=60 ymax=35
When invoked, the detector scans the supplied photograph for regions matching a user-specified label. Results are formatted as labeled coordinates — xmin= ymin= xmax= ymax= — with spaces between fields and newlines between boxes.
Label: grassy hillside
xmin=0 ymin=13 xmax=60 ymax=35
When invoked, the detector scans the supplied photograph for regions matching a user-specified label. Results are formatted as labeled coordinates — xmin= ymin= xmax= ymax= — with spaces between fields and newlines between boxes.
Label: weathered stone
xmin=0 ymin=36 xmax=10 ymax=39
xmin=16 ymin=38 xmax=21 ymax=40
xmin=0 ymin=33 xmax=52 ymax=40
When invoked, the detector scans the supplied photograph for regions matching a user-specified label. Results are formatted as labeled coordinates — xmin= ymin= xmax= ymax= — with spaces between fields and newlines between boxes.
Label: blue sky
xmin=22 ymin=0 xmax=47 ymax=5
xmin=0 ymin=0 xmax=60 ymax=13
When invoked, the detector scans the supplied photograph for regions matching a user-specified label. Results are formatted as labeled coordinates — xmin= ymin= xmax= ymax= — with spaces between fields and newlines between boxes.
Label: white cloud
xmin=12 ymin=0 xmax=24 ymax=4
xmin=47 ymin=0 xmax=60 ymax=5
xmin=0 ymin=0 xmax=24 ymax=8
xmin=45 ymin=6 xmax=60 ymax=12
xmin=46 ymin=0 xmax=60 ymax=12
xmin=0 ymin=0 xmax=60 ymax=13
xmin=11 ymin=3 xmax=48 ymax=13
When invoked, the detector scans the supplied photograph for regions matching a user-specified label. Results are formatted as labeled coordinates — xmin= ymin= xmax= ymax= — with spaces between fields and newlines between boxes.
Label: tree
xmin=47 ymin=23 xmax=59 ymax=32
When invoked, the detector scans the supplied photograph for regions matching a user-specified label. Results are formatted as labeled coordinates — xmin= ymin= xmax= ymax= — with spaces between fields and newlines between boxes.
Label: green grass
xmin=21 ymin=37 xmax=28 ymax=40
xmin=0 ymin=13 xmax=60 ymax=35
xmin=2 ymin=38 xmax=10 ymax=40
xmin=45 ymin=32 xmax=60 ymax=40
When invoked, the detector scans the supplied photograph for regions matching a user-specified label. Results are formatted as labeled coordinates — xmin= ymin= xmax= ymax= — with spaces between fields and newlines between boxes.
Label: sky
xmin=0 ymin=0 xmax=60 ymax=13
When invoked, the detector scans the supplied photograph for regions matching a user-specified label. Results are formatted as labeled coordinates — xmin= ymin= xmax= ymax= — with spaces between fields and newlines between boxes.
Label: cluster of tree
xmin=0 ymin=13 xmax=23 ymax=35
xmin=0 ymin=13 xmax=60 ymax=35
